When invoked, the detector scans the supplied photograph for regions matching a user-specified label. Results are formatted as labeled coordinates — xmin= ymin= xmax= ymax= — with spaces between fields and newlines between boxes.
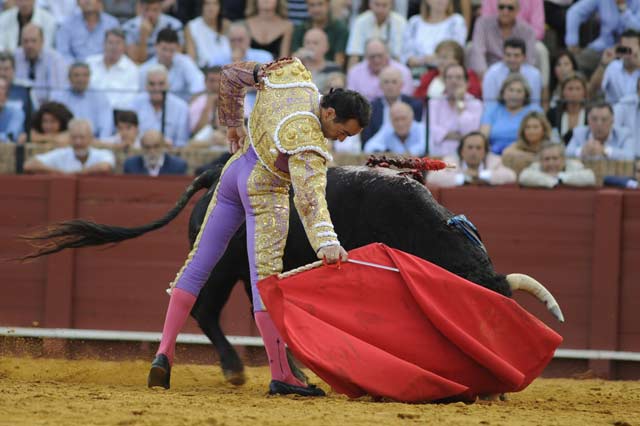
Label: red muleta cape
xmin=257 ymin=243 xmax=563 ymax=403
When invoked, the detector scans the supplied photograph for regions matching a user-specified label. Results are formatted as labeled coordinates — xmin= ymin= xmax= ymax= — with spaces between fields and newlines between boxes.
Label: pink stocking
xmin=156 ymin=288 xmax=197 ymax=365
xmin=254 ymin=311 xmax=305 ymax=387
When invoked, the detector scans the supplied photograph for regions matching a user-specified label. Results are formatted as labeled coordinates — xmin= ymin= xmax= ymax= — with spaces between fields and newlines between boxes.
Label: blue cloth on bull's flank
xmin=447 ymin=215 xmax=486 ymax=253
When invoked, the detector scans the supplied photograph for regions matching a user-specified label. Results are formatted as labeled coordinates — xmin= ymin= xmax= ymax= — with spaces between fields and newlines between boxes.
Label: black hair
xmin=32 ymin=102 xmax=74 ymax=133
xmin=457 ymin=131 xmax=489 ymax=158
xmin=320 ymin=88 xmax=371 ymax=128
xmin=620 ymin=29 xmax=640 ymax=43
xmin=115 ymin=110 xmax=139 ymax=126
xmin=504 ymin=37 xmax=527 ymax=55
xmin=550 ymin=50 xmax=578 ymax=94
xmin=587 ymin=101 xmax=614 ymax=116
xmin=156 ymin=27 xmax=180 ymax=45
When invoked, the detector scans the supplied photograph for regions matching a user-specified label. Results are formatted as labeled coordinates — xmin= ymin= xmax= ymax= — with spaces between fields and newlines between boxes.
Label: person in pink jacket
xmin=426 ymin=131 xmax=516 ymax=187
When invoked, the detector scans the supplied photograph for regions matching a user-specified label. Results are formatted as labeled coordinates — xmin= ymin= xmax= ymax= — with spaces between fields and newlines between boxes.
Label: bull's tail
xmin=18 ymin=167 xmax=222 ymax=261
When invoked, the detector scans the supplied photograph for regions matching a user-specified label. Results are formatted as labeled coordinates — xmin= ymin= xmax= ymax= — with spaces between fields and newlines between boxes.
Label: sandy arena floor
xmin=0 ymin=357 xmax=639 ymax=426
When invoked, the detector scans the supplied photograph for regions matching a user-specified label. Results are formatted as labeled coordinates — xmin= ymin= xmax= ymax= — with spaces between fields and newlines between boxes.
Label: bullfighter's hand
xmin=227 ymin=126 xmax=246 ymax=154
xmin=317 ymin=245 xmax=348 ymax=264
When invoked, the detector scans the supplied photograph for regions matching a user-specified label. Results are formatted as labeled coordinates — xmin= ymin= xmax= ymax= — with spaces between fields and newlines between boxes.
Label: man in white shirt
xmin=601 ymin=30 xmax=640 ymax=104
xmin=0 ymin=0 xmax=56 ymax=52
xmin=364 ymin=101 xmax=426 ymax=156
xmin=87 ymin=28 xmax=140 ymax=109
xmin=24 ymin=118 xmax=115 ymax=174
xmin=345 ymin=0 xmax=406 ymax=68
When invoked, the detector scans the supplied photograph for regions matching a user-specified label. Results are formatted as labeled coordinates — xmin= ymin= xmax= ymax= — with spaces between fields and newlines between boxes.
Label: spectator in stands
xmin=544 ymin=0 xmax=573 ymax=49
xmin=565 ymin=0 xmax=640 ymax=77
xmin=361 ymin=66 xmax=422 ymax=144
xmin=483 ymin=38 xmax=542 ymax=106
xmin=426 ymin=131 xmax=516 ymax=187
xmin=51 ymin=62 xmax=113 ymax=139
xmin=567 ymin=102 xmax=635 ymax=161
xmin=321 ymin=71 xmax=346 ymax=95
xmin=244 ymin=0 xmax=293 ymax=60
xmin=123 ymin=129 xmax=187 ymax=176
xmin=601 ymin=30 xmax=640 ymax=104
xmin=502 ymin=111 xmax=552 ymax=175
xmin=99 ymin=109 xmax=140 ymax=148
xmin=185 ymin=0 xmax=231 ymax=68
xmin=189 ymin=66 xmax=221 ymax=135
xmin=287 ymin=0 xmax=309 ymax=24
xmin=0 ymin=0 xmax=56 ymax=52
xmin=413 ymin=40 xmax=482 ymax=100
xmin=22 ymin=101 xmax=72 ymax=145
xmin=481 ymin=0 xmax=545 ymax=40
xmin=549 ymin=51 xmax=578 ymax=108
xmin=346 ymin=38 xmax=413 ymax=102
xmin=364 ymin=101 xmax=426 ymax=156
xmin=428 ymin=63 xmax=483 ymax=157
xmin=0 ymin=50 xmax=35 ymax=125
xmin=128 ymin=64 xmax=190 ymax=147
xmin=346 ymin=0 xmax=406 ymax=68
xmin=140 ymin=28 xmax=205 ymax=101
xmin=469 ymin=0 xmax=537 ymax=77
xmin=55 ymin=0 xmax=119 ymax=63
xmin=87 ymin=29 xmax=140 ymax=110
xmin=295 ymin=28 xmax=341 ymax=92
xmin=480 ymin=74 xmax=542 ymax=154
xmin=14 ymin=24 xmax=67 ymax=105
xmin=614 ymin=75 xmax=640 ymax=149
xmin=603 ymin=158 xmax=640 ymax=189
xmin=291 ymin=0 xmax=349 ymax=68
xmin=209 ymin=22 xmax=273 ymax=66
xmin=36 ymin=0 xmax=78 ymax=25
xmin=0 ymin=76 xmax=24 ymax=142
xmin=519 ymin=142 xmax=596 ymax=188
xmin=123 ymin=0 xmax=183 ymax=63
xmin=546 ymin=73 xmax=588 ymax=145
xmin=24 ymin=118 xmax=115 ymax=174
xmin=401 ymin=0 xmax=467 ymax=72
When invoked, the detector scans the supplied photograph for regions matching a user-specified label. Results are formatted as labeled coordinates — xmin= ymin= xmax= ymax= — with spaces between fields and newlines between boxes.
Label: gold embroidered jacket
xmin=219 ymin=58 xmax=339 ymax=253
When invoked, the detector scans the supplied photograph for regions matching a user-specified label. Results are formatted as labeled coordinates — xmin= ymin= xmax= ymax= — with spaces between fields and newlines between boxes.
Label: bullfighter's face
xmin=319 ymin=107 xmax=362 ymax=141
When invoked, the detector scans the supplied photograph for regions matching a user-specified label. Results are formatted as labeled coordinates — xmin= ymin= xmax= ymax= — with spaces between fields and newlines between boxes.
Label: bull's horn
xmin=506 ymin=273 xmax=565 ymax=323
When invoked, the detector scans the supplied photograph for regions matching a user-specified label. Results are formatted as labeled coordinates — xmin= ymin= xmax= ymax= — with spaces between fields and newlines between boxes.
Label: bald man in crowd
xmin=364 ymin=101 xmax=426 ymax=156
xmin=295 ymin=28 xmax=340 ymax=89
xmin=24 ymin=119 xmax=115 ymax=175
xmin=361 ymin=65 xmax=423 ymax=144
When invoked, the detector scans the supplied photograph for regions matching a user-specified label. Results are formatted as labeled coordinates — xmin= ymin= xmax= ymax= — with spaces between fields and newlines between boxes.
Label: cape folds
xmin=258 ymin=243 xmax=562 ymax=403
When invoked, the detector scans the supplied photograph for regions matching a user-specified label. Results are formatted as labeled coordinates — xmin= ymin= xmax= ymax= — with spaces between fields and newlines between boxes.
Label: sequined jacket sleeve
xmin=288 ymin=151 xmax=340 ymax=253
xmin=219 ymin=61 xmax=259 ymax=128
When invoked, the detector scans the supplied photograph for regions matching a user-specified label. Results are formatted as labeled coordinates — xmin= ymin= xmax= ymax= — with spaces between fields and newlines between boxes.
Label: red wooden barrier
xmin=0 ymin=176 xmax=638 ymax=378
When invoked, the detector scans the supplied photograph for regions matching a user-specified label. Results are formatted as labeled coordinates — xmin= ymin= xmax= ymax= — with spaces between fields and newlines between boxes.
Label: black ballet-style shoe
xmin=147 ymin=354 xmax=171 ymax=389
xmin=268 ymin=380 xmax=326 ymax=397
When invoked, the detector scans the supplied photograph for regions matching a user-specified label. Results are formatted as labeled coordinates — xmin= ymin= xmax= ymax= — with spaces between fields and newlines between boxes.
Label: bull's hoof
xmin=223 ymin=369 xmax=246 ymax=386
xmin=268 ymin=380 xmax=326 ymax=397
xmin=148 ymin=354 xmax=171 ymax=389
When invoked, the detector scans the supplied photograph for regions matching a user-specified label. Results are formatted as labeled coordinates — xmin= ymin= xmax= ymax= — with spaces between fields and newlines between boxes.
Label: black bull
xmin=22 ymin=165 xmax=563 ymax=384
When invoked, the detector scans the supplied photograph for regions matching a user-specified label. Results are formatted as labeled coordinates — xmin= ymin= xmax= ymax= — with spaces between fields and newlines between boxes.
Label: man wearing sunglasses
xmin=469 ymin=0 xmax=537 ymax=77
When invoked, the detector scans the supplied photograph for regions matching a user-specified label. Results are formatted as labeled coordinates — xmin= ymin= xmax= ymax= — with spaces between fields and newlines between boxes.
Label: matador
xmin=147 ymin=57 xmax=371 ymax=396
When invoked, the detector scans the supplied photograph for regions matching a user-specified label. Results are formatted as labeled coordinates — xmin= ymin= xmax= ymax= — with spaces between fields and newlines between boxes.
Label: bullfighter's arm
xmin=218 ymin=61 xmax=260 ymax=128
xmin=288 ymin=151 xmax=340 ymax=253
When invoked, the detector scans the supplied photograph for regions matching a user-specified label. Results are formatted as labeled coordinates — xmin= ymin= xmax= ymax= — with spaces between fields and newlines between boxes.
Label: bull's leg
xmin=192 ymin=265 xmax=246 ymax=385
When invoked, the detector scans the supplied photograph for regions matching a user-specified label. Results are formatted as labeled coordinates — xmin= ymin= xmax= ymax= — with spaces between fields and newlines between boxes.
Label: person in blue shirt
xmin=51 ymin=62 xmax=114 ymax=139
xmin=565 ymin=0 xmax=640 ymax=76
xmin=0 ymin=76 xmax=25 ymax=142
xmin=480 ymin=73 xmax=542 ymax=155
xmin=139 ymin=28 xmax=205 ymax=101
xmin=364 ymin=101 xmax=426 ymax=156
xmin=55 ymin=0 xmax=120 ymax=62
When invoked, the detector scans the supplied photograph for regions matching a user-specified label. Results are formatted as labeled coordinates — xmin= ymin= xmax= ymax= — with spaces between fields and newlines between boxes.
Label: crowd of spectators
xmin=0 ymin=0 xmax=637 ymax=187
